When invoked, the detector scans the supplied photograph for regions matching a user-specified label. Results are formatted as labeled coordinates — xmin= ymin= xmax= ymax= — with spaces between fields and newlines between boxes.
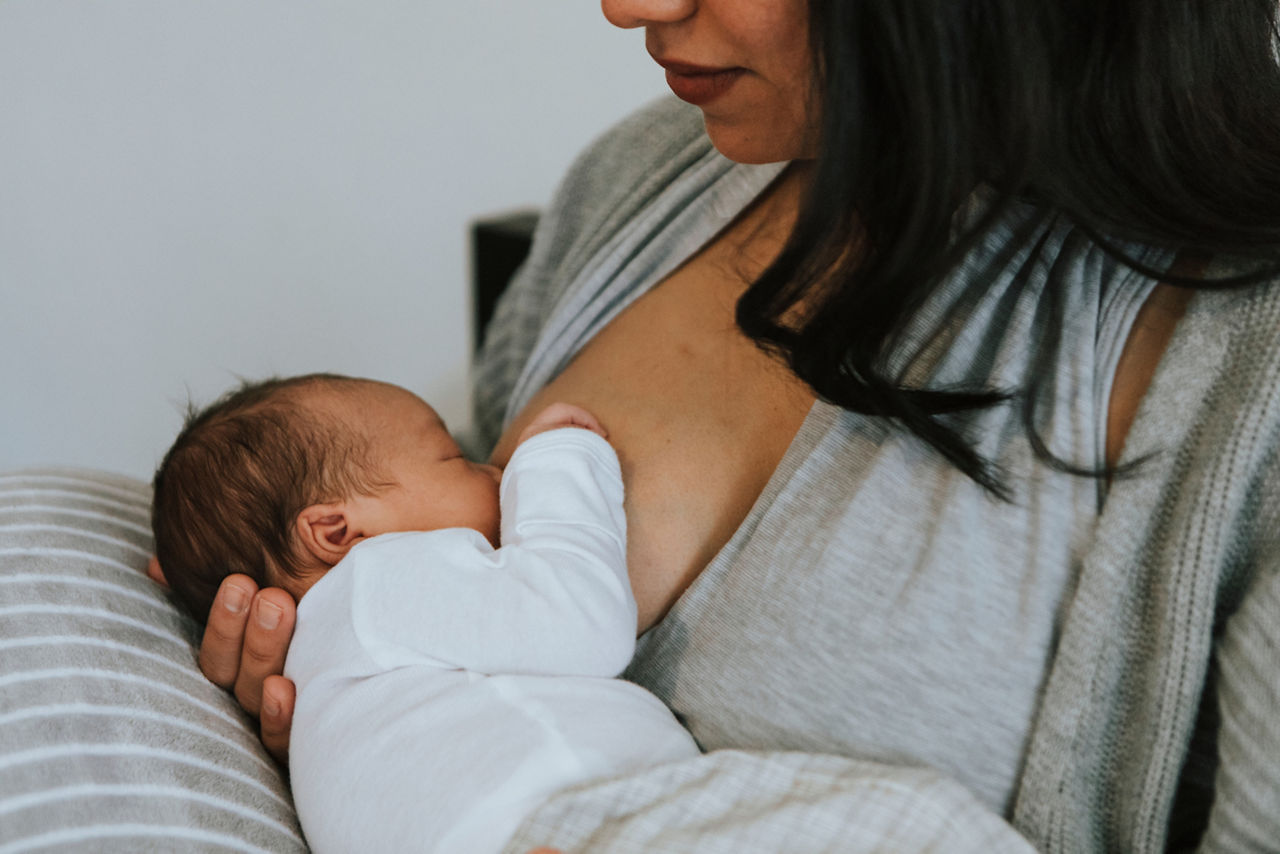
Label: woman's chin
xmin=702 ymin=118 xmax=815 ymax=165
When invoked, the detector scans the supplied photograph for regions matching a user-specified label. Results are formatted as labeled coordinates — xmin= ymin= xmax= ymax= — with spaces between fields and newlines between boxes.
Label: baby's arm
xmin=341 ymin=405 xmax=635 ymax=679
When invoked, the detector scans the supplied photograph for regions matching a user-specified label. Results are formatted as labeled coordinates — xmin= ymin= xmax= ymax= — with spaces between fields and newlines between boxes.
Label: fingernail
xmin=256 ymin=599 xmax=282 ymax=630
xmin=222 ymin=584 xmax=249 ymax=615
xmin=263 ymin=694 xmax=281 ymax=718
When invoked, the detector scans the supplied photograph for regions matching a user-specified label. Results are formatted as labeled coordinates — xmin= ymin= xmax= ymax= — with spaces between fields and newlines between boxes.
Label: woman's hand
xmin=198 ymin=573 xmax=298 ymax=765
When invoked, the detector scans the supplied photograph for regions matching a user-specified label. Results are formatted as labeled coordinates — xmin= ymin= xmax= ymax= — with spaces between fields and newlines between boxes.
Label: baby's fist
xmin=517 ymin=403 xmax=607 ymax=445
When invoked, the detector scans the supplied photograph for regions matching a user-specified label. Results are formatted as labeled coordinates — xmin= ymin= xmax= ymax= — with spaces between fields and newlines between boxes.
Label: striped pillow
xmin=0 ymin=469 xmax=307 ymax=853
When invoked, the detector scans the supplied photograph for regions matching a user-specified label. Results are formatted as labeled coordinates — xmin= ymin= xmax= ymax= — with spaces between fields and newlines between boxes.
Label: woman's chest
xmin=624 ymin=401 xmax=1101 ymax=814
xmin=495 ymin=256 xmax=815 ymax=631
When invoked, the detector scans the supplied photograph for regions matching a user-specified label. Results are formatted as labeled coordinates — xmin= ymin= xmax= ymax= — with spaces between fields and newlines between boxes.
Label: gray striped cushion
xmin=0 ymin=469 xmax=307 ymax=853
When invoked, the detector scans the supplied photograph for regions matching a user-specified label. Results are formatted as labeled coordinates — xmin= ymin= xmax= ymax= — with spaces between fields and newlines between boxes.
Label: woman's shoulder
xmin=506 ymin=95 xmax=721 ymax=332
xmin=541 ymin=97 xmax=714 ymax=234
xmin=510 ymin=96 xmax=714 ymax=300
xmin=1135 ymin=264 xmax=1280 ymax=523
xmin=1178 ymin=263 xmax=1280 ymax=362
xmin=561 ymin=96 xmax=711 ymax=192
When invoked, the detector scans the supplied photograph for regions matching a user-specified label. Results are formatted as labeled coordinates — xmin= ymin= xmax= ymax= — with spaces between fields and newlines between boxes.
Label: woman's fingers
xmin=198 ymin=574 xmax=258 ymax=690
xmin=198 ymin=576 xmax=297 ymax=766
xmin=232 ymin=587 xmax=297 ymax=717
xmin=260 ymin=674 xmax=296 ymax=765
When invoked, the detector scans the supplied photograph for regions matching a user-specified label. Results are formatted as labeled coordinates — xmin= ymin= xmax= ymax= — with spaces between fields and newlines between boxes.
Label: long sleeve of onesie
xmin=284 ymin=428 xmax=694 ymax=854
xmin=288 ymin=427 xmax=636 ymax=686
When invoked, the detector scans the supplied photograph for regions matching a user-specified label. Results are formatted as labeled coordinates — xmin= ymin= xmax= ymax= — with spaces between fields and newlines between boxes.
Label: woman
xmin=194 ymin=0 xmax=1280 ymax=849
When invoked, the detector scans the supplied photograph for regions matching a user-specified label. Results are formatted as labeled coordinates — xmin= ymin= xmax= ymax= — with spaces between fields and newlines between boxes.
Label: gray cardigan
xmin=476 ymin=97 xmax=1280 ymax=853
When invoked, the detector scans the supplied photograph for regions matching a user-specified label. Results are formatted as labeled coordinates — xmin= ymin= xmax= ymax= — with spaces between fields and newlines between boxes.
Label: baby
xmin=151 ymin=373 xmax=699 ymax=853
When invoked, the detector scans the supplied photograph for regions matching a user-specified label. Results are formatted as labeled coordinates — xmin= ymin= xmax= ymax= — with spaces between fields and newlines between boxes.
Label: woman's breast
xmin=623 ymin=397 xmax=1100 ymax=814
xmin=489 ymin=269 xmax=815 ymax=632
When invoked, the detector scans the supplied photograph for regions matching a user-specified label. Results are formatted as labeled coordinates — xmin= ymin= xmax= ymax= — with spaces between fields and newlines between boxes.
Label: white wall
xmin=0 ymin=1 xmax=668 ymax=480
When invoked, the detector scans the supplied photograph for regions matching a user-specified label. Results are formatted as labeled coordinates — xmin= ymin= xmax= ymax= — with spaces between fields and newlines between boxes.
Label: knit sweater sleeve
xmin=502 ymin=752 xmax=1036 ymax=854
xmin=1200 ymin=548 xmax=1280 ymax=851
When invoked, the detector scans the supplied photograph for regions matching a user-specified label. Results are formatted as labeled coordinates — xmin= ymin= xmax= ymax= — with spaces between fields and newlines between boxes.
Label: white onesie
xmin=284 ymin=428 xmax=700 ymax=854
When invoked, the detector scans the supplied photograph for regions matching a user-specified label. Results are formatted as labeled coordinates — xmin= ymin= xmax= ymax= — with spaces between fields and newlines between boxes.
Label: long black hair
xmin=737 ymin=0 xmax=1280 ymax=496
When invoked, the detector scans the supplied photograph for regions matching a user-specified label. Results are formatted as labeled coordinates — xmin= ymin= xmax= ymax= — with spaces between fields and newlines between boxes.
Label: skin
xmin=190 ymin=0 xmax=1192 ymax=786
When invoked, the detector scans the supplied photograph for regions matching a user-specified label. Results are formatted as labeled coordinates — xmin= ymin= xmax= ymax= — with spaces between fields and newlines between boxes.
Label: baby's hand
xmin=517 ymin=403 xmax=607 ymax=445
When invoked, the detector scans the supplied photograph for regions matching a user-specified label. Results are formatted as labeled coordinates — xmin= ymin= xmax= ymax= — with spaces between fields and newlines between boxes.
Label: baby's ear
xmin=295 ymin=503 xmax=361 ymax=567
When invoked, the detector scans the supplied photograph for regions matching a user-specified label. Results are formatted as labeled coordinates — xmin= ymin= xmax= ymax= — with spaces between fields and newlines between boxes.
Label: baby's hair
xmin=151 ymin=373 xmax=389 ymax=623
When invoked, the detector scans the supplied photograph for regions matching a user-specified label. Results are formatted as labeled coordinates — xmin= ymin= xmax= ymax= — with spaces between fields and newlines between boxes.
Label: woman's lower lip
xmin=664 ymin=68 xmax=746 ymax=106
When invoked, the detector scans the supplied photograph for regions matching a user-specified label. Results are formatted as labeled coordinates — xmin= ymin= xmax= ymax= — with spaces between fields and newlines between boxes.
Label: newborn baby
xmin=151 ymin=373 xmax=698 ymax=853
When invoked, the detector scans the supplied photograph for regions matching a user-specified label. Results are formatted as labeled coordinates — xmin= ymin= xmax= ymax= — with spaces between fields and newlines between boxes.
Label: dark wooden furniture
xmin=471 ymin=210 xmax=539 ymax=350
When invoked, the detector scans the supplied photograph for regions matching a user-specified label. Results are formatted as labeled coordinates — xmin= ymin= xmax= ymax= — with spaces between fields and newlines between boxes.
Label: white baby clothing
xmin=284 ymin=428 xmax=699 ymax=853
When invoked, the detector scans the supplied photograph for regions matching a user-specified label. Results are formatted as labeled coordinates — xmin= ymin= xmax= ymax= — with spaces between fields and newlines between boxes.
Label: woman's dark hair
xmin=738 ymin=0 xmax=1280 ymax=497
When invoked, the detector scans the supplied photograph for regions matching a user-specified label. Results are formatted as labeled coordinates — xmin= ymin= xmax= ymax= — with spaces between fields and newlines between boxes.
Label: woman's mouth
xmin=656 ymin=60 xmax=747 ymax=106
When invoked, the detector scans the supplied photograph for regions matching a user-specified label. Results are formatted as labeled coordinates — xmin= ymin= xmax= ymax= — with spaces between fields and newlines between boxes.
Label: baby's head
xmin=151 ymin=374 xmax=501 ymax=622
